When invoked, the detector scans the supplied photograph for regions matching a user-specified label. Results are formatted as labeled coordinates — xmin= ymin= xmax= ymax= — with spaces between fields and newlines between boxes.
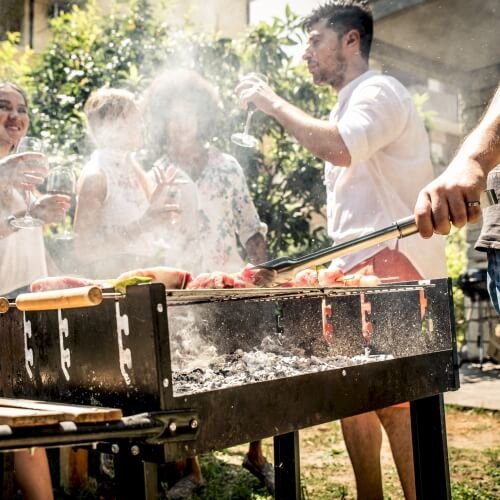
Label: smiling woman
xmin=0 ymin=81 xmax=69 ymax=290
xmin=0 ymin=79 xmax=60 ymax=500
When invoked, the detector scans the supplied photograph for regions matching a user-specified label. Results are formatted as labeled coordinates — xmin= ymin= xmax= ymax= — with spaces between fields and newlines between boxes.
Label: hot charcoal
xmin=169 ymin=314 xmax=386 ymax=396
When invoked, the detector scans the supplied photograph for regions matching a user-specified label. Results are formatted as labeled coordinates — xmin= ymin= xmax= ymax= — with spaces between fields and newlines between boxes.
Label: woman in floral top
xmin=144 ymin=69 xmax=273 ymax=497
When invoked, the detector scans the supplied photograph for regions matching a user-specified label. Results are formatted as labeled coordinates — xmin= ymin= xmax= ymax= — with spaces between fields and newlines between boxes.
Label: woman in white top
xmin=0 ymin=80 xmax=70 ymax=500
xmin=74 ymin=87 xmax=171 ymax=278
xmin=0 ymin=82 xmax=70 ymax=297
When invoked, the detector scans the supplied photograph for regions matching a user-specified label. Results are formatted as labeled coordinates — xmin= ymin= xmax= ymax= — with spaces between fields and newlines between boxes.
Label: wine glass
xmin=9 ymin=137 xmax=45 ymax=229
xmin=151 ymin=174 xmax=189 ymax=251
xmin=231 ymin=73 xmax=269 ymax=148
xmin=46 ymin=166 xmax=76 ymax=240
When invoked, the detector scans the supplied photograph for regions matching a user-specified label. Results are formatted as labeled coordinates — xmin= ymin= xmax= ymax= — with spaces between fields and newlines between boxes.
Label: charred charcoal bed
xmin=166 ymin=282 xmax=449 ymax=396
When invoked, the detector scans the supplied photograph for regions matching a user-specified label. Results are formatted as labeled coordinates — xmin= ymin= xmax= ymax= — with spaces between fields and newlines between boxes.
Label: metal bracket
xmin=144 ymin=410 xmax=200 ymax=445
xmin=322 ymin=298 xmax=333 ymax=344
xmin=360 ymin=293 xmax=373 ymax=344
xmin=58 ymin=309 xmax=71 ymax=381
xmin=22 ymin=313 xmax=34 ymax=380
xmin=115 ymin=301 xmax=132 ymax=386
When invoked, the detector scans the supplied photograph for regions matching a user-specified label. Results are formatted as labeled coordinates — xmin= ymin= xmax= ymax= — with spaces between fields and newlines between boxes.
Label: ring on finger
xmin=466 ymin=201 xmax=481 ymax=208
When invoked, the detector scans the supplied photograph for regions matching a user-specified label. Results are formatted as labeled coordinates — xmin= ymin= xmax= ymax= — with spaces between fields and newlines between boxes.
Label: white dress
xmin=0 ymin=189 xmax=48 ymax=295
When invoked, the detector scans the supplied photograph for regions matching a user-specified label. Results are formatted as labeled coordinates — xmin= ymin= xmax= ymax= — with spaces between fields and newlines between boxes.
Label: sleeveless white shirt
xmin=0 ymin=189 xmax=48 ymax=295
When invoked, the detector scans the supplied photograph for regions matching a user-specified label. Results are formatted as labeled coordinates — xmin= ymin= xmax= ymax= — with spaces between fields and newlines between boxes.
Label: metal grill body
xmin=0 ymin=278 xmax=458 ymax=499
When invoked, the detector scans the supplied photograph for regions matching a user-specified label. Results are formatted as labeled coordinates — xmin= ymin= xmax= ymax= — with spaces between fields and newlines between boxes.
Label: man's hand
xmin=235 ymin=74 xmax=282 ymax=117
xmin=31 ymin=194 xmax=71 ymax=224
xmin=414 ymin=157 xmax=487 ymax=238
xmin=0 ymin=152 xmax=49 ymax=190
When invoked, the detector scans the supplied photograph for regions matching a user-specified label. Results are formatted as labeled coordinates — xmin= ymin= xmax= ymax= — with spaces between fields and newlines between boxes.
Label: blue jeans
xmin=487 ymin=249 xmax=500 ymax=315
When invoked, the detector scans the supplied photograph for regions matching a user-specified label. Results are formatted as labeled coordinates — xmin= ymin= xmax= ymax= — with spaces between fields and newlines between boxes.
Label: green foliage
xmin=446 ymin=229 xmax=467 ymax=340
xmin=17 ymin=0 xmax=334 ymax=258
xmin=0 ymin=32 xmax=35 ymax=91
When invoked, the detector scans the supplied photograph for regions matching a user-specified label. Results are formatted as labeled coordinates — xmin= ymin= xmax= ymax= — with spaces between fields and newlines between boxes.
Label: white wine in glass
xmin=46 ymin=166 xmax=76 ymax=240
xmin=10 ymin=137 xmax=45 ymax=229
xmin=231 ymin=73 xmax=268 ymax=148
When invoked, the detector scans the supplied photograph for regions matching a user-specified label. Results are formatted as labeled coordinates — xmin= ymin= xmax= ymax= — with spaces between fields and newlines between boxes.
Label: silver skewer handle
xmin=280 ymin=188 xmax=497 ymax=279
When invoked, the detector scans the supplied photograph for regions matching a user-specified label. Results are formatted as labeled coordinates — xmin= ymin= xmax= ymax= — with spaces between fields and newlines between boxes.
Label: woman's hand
xmin=31 ymin=194 xmax=71 ymax=224
xmin=145 ymin=165 xmax=180 ymax=220
xmin=0 ymin=152 xmax=49 ymax=190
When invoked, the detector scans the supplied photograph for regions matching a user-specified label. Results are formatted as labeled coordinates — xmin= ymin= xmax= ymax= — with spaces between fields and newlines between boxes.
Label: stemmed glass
xmin=46 ymin=165 xmax=76 ymax=240
xmin=151 ymin=170 xmax=188 ymax=251
xmin=231 ymin=73 xmax=269 ymax=148
xmin=9 ymin=137 xmax=45 ymax=229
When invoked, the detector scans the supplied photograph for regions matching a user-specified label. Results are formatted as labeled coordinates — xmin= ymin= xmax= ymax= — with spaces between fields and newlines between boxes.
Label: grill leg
xmin=274 ymin=431 xmax=301 ymax=500
xmin=114 ymin=455 xmax=158 ymax=500
xmin=410 ymin=394 xmax=451 ymax=500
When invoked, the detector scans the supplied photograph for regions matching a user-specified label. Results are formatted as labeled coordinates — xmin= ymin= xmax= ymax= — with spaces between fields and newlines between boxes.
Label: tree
xmin=23 ymin=0 xmax=333 ymax=260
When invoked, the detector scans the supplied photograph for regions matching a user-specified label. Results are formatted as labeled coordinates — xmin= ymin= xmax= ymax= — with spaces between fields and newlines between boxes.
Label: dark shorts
xmin=487 ymin=249 xmax=500 ymax=315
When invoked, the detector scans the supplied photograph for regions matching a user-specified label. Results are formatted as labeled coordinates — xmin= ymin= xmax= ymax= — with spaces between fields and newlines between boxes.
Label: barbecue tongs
xmin=256 ymin=189 xmax=498 ymax=283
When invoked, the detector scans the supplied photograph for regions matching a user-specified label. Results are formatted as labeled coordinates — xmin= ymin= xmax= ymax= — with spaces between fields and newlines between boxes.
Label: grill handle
xmin=258 ymin=188 xmax=498 ymax=282
xmin=279 ymin=216 xmax=418 ymax=278
xmin=16 ymin=286 xmax=103 ymax=312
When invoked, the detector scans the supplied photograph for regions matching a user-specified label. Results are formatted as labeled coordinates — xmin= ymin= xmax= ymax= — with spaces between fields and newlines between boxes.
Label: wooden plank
xmin=0 ymin=407 xmax=64 ymax=427
xmin=0 ymin=398 xmax=122 ymax=423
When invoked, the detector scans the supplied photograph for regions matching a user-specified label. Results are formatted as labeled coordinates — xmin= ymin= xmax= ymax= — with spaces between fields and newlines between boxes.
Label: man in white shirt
xmin=236 ymin=1 xmax=447 ymax=499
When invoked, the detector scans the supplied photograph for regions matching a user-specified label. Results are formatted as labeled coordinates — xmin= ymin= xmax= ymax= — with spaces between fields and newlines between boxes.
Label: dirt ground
xmin=217 ymin=405 xmax=500 ymax=499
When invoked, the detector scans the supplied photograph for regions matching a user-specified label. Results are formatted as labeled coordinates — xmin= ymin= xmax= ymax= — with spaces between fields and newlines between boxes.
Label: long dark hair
xmin=142 ymin=69 xmax=222 ymax=161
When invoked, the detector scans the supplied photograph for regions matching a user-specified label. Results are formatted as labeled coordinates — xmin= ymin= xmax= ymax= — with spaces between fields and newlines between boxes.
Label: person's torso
xmin=475 ymin=165 xmax=500 ymax=251
xmin=0 ymin=189 xmax=47 ymax=294
xmin=326 ymin=71 xmax=447 ymax=278
xmin=86 ymin=150 xmax=151 ymax=259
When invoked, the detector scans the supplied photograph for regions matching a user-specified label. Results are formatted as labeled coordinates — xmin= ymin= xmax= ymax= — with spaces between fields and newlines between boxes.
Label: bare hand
xmin=235 ymin=74 xmax=279 ymax=116
xmin=0 ymin=152 xmax=49 ymax=190
xmin=414 ymin=157 xmax=487 ymax=238
xmin=31 ymin=194 xmax=71 ymax=223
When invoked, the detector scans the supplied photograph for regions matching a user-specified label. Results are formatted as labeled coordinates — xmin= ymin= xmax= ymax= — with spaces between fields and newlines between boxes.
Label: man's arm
xmin=415 ymin=85 xmax=500 ymax=237
xmin=235 ymin=75 xmax=351 ymax=166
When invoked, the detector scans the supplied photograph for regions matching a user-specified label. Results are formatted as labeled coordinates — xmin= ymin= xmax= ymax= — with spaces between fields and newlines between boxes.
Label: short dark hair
xmin=304 ymin=1 xmax=373 ymax=61
xmin=143 ymin=69 xmax=222 ymax=158
xmin=0 ymin=81 xmax=29 ymax=107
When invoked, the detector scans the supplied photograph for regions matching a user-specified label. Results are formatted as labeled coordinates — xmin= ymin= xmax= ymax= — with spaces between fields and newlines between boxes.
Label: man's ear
xmin=344 ymin=29 xmax=361 ymax=51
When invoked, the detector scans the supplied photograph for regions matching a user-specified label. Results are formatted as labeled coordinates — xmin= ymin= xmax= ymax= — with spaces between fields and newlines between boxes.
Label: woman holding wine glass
xmin=0 ymin=80 xmax=71 ymax=500
xmin=143 ymin=69 xmax=273 ymax=498
xmin=74 ymin=87 xmax=174 ymax=279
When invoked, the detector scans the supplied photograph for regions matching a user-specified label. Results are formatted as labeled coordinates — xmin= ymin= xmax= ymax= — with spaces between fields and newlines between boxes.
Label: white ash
xmin=170 ymin=329 xmax=379 ymax=396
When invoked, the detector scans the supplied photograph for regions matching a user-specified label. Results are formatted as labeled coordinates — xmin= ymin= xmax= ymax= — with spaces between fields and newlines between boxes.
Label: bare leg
xmin=247 ymin=440 xmax=267 ymax=466
xmin=377 ymin=406 xmax=416 ymax=500
xmin=186 ymin=456 xmax=203 ymax=483
xmin=14 ymin=449 xmax=54 ymax=500
xmin=341 ymin=412 xmax=383 ymax=500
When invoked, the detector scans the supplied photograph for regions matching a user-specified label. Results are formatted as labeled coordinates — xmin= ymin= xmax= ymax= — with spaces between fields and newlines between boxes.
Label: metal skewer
xmin=256 ymin=189 xmax=498 ymax=282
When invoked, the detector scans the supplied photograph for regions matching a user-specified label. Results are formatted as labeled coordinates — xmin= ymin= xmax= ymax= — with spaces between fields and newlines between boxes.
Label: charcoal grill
xmin=0 ymin=279 xmax=458 ymax=499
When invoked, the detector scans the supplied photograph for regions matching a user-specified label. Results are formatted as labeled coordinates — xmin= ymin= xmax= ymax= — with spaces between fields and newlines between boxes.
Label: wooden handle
xmin=15 ymin=286 xmax=103 ymax=311
xmin=0 ymin=298 xmax=10 ymax=314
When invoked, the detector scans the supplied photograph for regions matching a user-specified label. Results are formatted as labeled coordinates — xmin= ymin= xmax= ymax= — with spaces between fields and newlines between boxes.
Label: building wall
xmin=20 ymin=0 xmax=249 ymax=50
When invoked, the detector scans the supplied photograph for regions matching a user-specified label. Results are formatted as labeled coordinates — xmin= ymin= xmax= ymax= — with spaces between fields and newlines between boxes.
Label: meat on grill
xmin=187 ymin=265 xmax=276 ymax=289
xmin=115 ymin=266 xmax=193 ymax=289
xmin=30 ymin=276 xmax=112 ymax=292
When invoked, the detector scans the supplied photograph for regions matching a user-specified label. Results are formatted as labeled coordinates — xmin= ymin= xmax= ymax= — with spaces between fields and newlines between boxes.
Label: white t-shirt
xmin=0 ymin=189 xmax=48 ymax=295
xmin=326 ymin=70 xmax=447 ymax=279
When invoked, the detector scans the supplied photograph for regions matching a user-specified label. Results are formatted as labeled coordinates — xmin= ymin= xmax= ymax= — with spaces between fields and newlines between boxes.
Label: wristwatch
xmin=6 ymin=215 xmax=20 ymax=231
